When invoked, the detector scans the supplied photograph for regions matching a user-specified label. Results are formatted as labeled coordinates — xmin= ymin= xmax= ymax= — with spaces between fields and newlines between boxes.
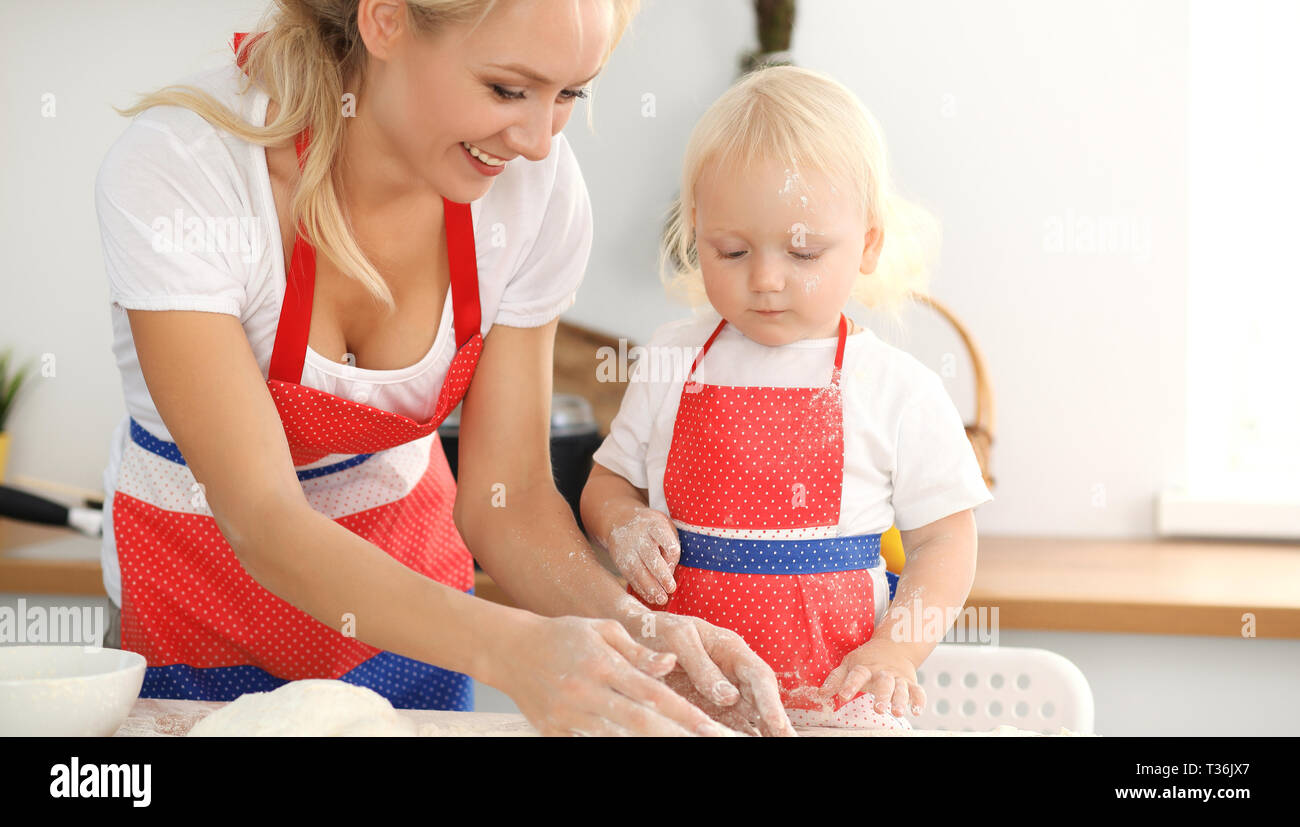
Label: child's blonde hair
xmin=660 ymin=65 xmax=938 ymax=328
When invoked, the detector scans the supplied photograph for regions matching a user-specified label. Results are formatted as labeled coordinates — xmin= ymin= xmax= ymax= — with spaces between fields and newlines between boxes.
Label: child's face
xmin=693 ymin=155 xmax=883 ymax=347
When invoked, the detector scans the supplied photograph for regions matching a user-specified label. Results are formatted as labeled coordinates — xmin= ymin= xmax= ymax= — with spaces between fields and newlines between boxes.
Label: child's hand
xmin=820 ymin=639 xmax=926 ymax=718
xmin=608 ymin=506 xmax=681 ymax=605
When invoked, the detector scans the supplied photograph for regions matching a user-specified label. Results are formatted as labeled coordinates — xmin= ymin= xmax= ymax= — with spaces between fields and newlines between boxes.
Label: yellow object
xmin=881 ymin=524 xmax=905 ymax=574
xmin=0 ymin=432 xmax=9 ymax=484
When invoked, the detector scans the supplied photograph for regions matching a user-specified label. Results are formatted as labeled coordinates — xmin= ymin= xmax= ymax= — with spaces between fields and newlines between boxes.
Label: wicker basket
xmin=909 ymin=292 xmax=996 ymax=490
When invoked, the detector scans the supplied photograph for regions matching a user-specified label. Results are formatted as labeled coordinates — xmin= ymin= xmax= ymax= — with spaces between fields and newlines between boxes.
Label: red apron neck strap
xmin=443 ymin=198 xmax=482 ymax=348
xmin=235 ymin=32 xmax=311 ymax=168
xmin=267 ymin=234 xmax=316 ymax=384
xmin=268 ymin=198 xmax=482 ymax=385
xmin=833 ymin=312 xmax=848 ymax=376
xmin=686 ymin=318 xmax=729 ymax=383
xmin=247 ymin=33 xmax=482 ymax=382
xmin=687 ymin=312 xmax=849 ymax=385
xmin=232 ymin=32 xmax=251 ymax=67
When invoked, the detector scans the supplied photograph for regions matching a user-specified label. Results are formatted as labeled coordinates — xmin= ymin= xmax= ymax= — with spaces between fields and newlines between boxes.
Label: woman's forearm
xmin=229 ymin=498 xmax=536 ymax=688
xmin=460 ymin=482 xmax=642 ymax=622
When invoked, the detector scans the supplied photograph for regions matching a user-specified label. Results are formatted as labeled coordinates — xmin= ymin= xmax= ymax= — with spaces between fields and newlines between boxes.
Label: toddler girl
xmin=581 ymin=66 xmax=992 ymax=730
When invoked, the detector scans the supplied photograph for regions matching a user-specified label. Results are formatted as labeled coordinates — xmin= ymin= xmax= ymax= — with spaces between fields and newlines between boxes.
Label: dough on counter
xmin=187 ymin=680 xmax=417 ymax=737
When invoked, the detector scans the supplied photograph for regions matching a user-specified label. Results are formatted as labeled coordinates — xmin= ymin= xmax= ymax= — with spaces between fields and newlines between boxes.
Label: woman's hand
xmin=493 ymin=614 xmax=737 ymax=737
xmin=620 ymin=605 xmax=797 ymax=736
xmin=608 ymin=506 xmax=681 ymax=605
xmin=819 ymin=638 xmax=926 ymax=718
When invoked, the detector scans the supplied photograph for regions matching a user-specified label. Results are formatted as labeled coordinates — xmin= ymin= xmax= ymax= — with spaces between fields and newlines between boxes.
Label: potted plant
xmin=741 ymin=0 xmax=797 ymax=73
xmin=0 ymin=349 xmax=34 ymax=484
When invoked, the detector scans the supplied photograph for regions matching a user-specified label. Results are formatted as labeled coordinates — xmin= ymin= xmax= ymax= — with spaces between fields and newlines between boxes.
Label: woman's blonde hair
xmin=660 ymin=65 xmax=938 ymax=328
xmin=115 ymin=0 xmax=640 ymax=309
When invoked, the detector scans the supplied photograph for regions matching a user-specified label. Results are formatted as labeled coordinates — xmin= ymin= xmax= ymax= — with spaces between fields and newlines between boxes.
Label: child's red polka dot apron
xmin=642 ymin=314 xmax=908 ymax=728
xmin=110 ymin=33 xmax=482 ymax=708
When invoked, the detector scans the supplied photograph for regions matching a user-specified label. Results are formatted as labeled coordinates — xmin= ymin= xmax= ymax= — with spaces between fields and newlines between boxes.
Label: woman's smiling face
xmin=358 ymin=0 xmax=614 ymax=203
xmin=693 ymin=155 xmax=883 ymax=347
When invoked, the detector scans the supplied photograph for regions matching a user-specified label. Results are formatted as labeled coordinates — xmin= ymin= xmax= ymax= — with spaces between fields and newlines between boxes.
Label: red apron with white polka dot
xmin=645 ymin=314 xmax=906 ymax=727
xmin=112 ymin=38 xmax=483 ymax=708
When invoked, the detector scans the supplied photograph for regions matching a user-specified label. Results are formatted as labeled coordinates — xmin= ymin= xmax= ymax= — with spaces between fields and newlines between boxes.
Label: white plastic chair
xmin=912 ymin=644 xmax=1095 ymax=734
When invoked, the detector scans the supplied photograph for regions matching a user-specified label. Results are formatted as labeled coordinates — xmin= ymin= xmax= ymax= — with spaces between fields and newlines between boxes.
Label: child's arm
xmin=887 ymin=508 xmax=979 ymax=663
xmin=820 ymin=508 xmax=979 ymax=717
xmin=580 ymin=461 xmax=681 ymax=605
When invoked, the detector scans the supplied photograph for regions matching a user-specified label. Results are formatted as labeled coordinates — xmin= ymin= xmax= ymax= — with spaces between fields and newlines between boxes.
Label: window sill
xmin=1156 ymin=490 xmax=1300 ymax=541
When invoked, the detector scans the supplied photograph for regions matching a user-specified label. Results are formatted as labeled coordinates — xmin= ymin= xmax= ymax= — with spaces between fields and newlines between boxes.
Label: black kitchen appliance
xmin=437 ymin=393 xmax=603 ymax=535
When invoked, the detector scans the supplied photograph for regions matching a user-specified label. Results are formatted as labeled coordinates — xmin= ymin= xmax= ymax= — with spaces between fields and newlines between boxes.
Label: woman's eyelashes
xmin=491 ymin=84 xmax=589 ymax=102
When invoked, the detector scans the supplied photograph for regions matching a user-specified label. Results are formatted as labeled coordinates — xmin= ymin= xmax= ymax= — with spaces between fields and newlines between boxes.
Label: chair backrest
xmin=912 ymin=644 xmax=1095 ymax=734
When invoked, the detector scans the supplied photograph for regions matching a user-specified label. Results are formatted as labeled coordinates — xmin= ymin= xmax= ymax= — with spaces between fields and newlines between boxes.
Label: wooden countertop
xmin=4 ymin=516 xmax=1297 ymax=638
xmin=964 ymin=535 xmax=1300 ymax=639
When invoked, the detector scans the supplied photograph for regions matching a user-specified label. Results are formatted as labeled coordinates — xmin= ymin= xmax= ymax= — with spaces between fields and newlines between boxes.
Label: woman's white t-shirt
xmin=592 ymin=310 xmax=994 ymax=539
xmin=94 ymin=64 xmax=594 ymax=606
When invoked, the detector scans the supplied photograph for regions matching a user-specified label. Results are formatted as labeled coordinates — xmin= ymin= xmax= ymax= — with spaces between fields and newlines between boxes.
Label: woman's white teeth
xmin=463 ymin=141 xmax=506 ymax=166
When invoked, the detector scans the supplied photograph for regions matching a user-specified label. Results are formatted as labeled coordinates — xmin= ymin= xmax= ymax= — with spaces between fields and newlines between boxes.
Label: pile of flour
xmin=187 ymin=680 xmax=416 ymax=737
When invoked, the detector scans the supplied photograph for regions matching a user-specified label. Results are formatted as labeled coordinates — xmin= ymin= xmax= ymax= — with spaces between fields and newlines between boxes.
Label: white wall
xmin=1 ymin=0 xmax=269 ymax=493
xmin=567 ymin=0 xmax=1189 ymax=539
xmin=3 ymin=0 xmax=1189 ymax=541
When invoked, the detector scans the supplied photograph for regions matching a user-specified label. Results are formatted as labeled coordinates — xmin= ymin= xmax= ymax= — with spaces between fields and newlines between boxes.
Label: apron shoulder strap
xmin=833 ymin=312 xmax=848 ymax=376
xmin=443 ymin=199 xmax=482 ymax=349
xmin=687 ymin=313 xmax=849 ymax=384
xmin=266 ymin=132 xmax=315 ymax=383
xmin=686 ymin=318 xmax=728 ymax=383
xmin=248 ymin=27 xmax=483 ymax=382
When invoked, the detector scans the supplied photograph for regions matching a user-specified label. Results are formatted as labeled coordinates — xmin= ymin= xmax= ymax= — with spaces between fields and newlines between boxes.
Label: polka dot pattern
xmin=636 ymin=566 xmax=876 ymax=711
xmin=267 ymin=335 xmax=482 ymax=467
xmin=664 ymin=382 xmax=844 ymax=530
xmin=651 ymin=313 xmax=888 ymax=715
xmin=140 ymin=649 xmax=473 ymax=710
xmin=339 ymin=651 xmax=473 ymax=710
xmin=116 ymin=167 xmax=487 ymax=711
xmin=675 ymin=529 xmax=881 ymax=574
xmin=115 ymin=442 xmax=474 ymax=673
xmin=786 ymin=694 xmax=913 ymax=730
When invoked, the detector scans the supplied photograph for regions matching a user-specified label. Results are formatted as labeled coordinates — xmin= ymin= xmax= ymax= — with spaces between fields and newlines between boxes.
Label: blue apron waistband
xmin=129 ymin=417 xmax=373 ymax=481
xmin=677 ymin=529 xmax=882 ymax=574
xmin=141 ymin=652 xmax=473 ymax=710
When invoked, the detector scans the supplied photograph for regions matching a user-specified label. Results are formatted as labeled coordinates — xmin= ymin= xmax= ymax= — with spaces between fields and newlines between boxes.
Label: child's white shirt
xmin=593 ymin=309 xmax=993 ymax=537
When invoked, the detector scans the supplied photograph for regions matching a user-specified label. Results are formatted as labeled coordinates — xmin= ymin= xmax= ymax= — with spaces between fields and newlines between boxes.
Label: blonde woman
xmin=95 ymin=0 xmax=794 ymax=737
xmin=582 ymin=66 xmax=992 ymax=728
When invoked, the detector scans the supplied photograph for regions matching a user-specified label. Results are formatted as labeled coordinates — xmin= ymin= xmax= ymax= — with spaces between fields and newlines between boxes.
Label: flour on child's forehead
xmin=774 ymin=159 xmax=840 ymax=211
xmin=777 ymin=164 xmax=811 ymax=210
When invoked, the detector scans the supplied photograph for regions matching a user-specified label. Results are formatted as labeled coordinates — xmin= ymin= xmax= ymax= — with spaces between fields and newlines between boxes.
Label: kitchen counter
xmin=112 ymin=697 xmax=537 ymax=737
xmin=111 ymin=697 xmax=1071 ymax=736
xmin=5 ymin=515 xmax=1298 ymax=638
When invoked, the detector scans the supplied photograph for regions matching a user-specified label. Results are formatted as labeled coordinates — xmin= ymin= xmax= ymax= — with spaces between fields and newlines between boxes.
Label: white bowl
xmin=0 ymin=646 xmax=146 ymax=736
